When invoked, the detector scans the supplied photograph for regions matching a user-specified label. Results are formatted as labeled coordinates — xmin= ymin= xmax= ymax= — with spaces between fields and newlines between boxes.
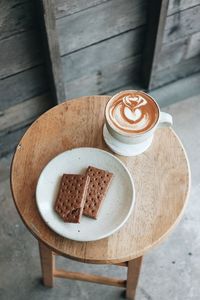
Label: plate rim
xmin=36 ymin=147 xmax=135 ymax=242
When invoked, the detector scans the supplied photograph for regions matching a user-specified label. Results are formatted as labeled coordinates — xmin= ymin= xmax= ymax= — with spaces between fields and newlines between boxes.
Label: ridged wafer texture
xmin=54 ymin=174 xmax=90 ymax=223
xmin=83 ymin=166 xmax=113 ymax=219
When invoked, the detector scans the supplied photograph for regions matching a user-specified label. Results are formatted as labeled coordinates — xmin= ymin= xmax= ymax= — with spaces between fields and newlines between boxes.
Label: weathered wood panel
xmin=150 ymin=55 xmax=200 ymax=89
xmin=157 ymin=31 xmax=200 ymax=71
xmin=0 ymin=92 xmax=52 ymax=157
xmin=0 ymin=31 xmax=42 ymax=79
xmin=168 ymin=0 xmax=200 ymax=15
xmin=0 ymin=126 xmax=28 ymax=157
xmin=55 ymin=0 xmax=109 ymax=19
xmin=0 ymin=0 xmax=51 ymax=157
xmin=64 ymin=55 xmax=141 ymax=99
xmin=0 ymin=93 xmax=51 ymax=136
xmin=57 ymin=0 xmax=147 ymax=55
xmin=186 ymin=31 xmax=200 ymax=59
xmin=62 ymin=27 xmax=145 ymax=82
xmin=148 ymin=1 xmax=200 ymax=90
xmin=0 ymin=0 xmax=35 ymax=40
xmin=0 ymin=65 xmax=48 ymax=111
xmin=157 ymin=37 xmax=188 ymax=71
xmin=164 ymin=4 xmax=200 ymax=44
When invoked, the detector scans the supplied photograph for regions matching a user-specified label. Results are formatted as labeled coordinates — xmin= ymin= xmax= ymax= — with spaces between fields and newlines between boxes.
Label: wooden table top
xmin=11 ymin=96 xmax=190 ymax=264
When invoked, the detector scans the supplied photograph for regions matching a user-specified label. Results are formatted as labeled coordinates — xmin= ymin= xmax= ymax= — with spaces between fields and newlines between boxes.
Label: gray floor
xmin=1 ymin=94 xmax=200 ymax=300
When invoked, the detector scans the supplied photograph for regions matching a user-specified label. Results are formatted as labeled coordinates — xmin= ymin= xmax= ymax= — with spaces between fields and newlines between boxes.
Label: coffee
xmin=106 ymin=90 xmax=159 ymax=135
xmin=103 ymin=90 xmax=172 ymax=156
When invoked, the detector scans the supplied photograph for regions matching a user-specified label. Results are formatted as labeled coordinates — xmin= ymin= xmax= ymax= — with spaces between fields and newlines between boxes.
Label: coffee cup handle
xmin=158 ymin=112 xmax=173 ymax=128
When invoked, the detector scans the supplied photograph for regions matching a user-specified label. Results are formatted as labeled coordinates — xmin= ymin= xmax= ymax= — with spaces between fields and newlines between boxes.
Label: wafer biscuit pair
xmin=54 ymin=166 xmax=113 ymax=223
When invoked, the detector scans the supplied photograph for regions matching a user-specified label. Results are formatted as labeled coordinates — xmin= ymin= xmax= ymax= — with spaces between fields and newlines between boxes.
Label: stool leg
xmin=38 ymin=241 xmax=55 ymax=287
xmin=126 ymin=256 xmax=143 ymax=300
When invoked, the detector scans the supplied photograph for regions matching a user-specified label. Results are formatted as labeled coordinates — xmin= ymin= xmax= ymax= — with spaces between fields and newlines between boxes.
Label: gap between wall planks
xmin=142 ymin=0 xmax=169 ymax=90
xmin=39 ymin=0 xmax=148 ymax=103
xmin=36 ymin=0 xmax=200 ymax=101
xmin=40 ymin=0 xmax=169 ymax=102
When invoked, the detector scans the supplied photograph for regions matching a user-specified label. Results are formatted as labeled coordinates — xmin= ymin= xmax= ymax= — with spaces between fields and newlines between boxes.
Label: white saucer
xmin=36 ymin=147 xmax=135 ymax=242
xmin=103 ymin=124 xmax=153 ymax=156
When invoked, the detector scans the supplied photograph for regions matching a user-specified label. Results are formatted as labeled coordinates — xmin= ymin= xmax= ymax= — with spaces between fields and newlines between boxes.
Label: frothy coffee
xmin=106 ymin=90 xmax=159 ymax=135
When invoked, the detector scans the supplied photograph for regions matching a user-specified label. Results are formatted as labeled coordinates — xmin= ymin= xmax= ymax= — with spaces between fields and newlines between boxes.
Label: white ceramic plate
xmin=36 ymin=148 xmax=135 ymax=242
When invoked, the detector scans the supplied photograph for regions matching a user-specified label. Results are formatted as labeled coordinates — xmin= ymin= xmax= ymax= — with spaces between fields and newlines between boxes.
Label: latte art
xmin=106 ymin=91 xmax=159 ymax=134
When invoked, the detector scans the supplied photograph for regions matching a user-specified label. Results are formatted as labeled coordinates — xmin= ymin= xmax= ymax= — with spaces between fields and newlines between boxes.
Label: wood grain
xmin=11 ymin=96 xmax=190 ymax=264
xmin=164 ymin=4 xmax=200 ymax=44
xmin=61 ymin=27 xmax=145 ymax=83
xmin=0 ymin=65 xmax=49 ymax=111
xmin=63 ymin=55 xmax=141 ymax=99
xmin=0 ymin=31 xmax=42 ymax=79
xmin=151 ymin=55 xmax=200 ymax=89
xmin=0 ymin=93 xmax=51 ymax=136
xmin=0 ymin=0 xmax=35 ymax=40
xmin=151 ymin=31 xmax=200 ymax=74
xmin=144 ymin=0 xmax=200 ymax=89
xmin=39 ymin=241 xmax=55 ymax=287
xmin=0 ymin=125 xmax=28 ymax=158
xmin=55 ymin=0 xmax=109 ymax=19
xmin=126 ymin=257 xmax=143 ymax=300
xmin=168 ymin=0 xmax=200 ymax=15
xmin=149 ymin=23 xmax=200 ymax=88
xmin=0 ymin=93 xmax=52 ymax=158
xmin=60 ymin=24 xmax=145 ymax=98
xmin=57 ymin=0 xmax=147 ymax=55
xmin=156 ymin=37 xmax=190 ymax=71
xmin=114 ymin=262 xmax=128 ymax=267
xmin=185 ymin=31 xmax=200 ymax=59
xmin=54 ymin=269 xmax=126 ymax=287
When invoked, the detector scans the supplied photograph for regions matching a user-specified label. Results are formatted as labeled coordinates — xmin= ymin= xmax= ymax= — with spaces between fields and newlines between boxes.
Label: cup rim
xmin=105 ymin=90 xmax=160 ymax=138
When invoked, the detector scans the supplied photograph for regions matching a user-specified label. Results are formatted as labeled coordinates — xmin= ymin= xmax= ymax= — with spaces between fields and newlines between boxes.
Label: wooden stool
xmin=11 ymin=96 xmax=190 ymax=299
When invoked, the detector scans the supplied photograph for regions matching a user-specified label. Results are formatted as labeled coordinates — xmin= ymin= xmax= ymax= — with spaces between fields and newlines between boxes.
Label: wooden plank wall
xmin=54 ymin=0 xmax=200 ymax=97
xmin=54 ymin=0 xmax=148 ymax=99
xmin=1 ymin=0 xmax=200 ymax=156
xmin=150 ymin=0 xmax=200 ymax=89
xmin=0 ymin=0 xmax=53 ymax=157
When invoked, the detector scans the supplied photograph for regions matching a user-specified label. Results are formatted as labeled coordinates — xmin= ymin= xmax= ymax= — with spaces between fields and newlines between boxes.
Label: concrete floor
xmin=1 ymin=94 xmax=200 ymax=300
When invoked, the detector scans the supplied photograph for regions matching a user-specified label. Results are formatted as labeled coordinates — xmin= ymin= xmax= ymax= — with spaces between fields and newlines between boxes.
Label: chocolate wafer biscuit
xmin=83 ymin=166 xmax=113 ymax=219
xmin=54 ymin=174 xmax=90 ymax=223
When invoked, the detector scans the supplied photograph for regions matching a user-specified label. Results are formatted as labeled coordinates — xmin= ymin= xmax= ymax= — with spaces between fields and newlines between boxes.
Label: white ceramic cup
xmin=103 ymin=90 xmax=173 ymax=156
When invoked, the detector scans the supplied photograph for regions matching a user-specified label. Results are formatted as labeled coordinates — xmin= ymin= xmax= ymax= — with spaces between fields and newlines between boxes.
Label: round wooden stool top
xmin=11 ymin=96 xmax=190 ymax=264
